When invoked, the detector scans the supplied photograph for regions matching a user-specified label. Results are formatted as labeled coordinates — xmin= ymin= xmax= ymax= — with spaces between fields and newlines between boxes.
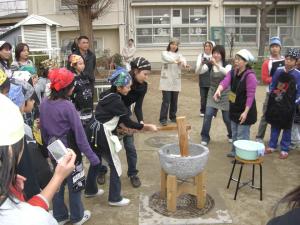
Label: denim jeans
xmin=53 ymin=174 xmax=84 ymax=223
xmin=123 ymin=134 xmax=139 ymax=177
xmin=159 ymin=91 xmax=179 ymax=122
xmin=231 ymin=121 xmax=251 ymax=152
xmin=85 ymin=151 xmax=107 ymax=195
xmin=201 ymin=106 xmax=232 ymax=143
xmin=85 ymin=142 xmax=122 ymax=202
xmin=269 ymin=126 xmax=291 ymax=152
xmin=199 ymin=87 xmax=209 ymax=114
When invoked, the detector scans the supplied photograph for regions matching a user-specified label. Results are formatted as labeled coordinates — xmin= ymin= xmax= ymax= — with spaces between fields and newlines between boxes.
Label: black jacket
xmin=73 ymin=49 xmax=96 ymax=84
xmin=95 ymin=89 xmax=144 ymax=130
xmin=121 ymin=81 xmax=147 ymax=122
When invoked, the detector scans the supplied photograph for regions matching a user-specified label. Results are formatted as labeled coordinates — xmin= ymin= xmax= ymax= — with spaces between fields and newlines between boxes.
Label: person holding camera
xmin=195 ymin=40 xmax=215 ymax=117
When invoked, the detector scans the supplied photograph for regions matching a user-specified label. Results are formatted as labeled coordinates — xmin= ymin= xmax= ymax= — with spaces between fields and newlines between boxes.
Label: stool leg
xmin=227 ymin=159 xmax=237 ymax=189
xmin=160 ymin=169 xmax=167 ymax=198
xmin=252 ymin=164 xmax=255 ymax=188
xmin=259 ymin=164 xmax=263 ymax=201
xmin=167 ymin=175 xmax=177 ymax=212
xmin=234 ymin=164 xmax=243 ymax=200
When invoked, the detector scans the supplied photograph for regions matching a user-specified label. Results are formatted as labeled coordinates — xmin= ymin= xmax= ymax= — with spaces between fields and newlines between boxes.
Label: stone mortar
xmin=158 ymin=143 xmax=209 ymax=180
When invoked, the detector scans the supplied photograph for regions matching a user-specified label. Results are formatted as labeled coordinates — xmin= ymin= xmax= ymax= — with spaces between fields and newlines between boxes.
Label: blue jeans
xmin=201 ymin=106 xmax=232 ymax=143
xmin=231 ymin=121 xmax=251 ymax=152
xmin=53 ymin=174 xmax=84 ymax=223
xmin=269 ymin=126 xmax=291 ymax=152
xmin=123 ymin=134 xmax=139 ymax=177
xmin=85 ymin=143 xmax=122 ymax=202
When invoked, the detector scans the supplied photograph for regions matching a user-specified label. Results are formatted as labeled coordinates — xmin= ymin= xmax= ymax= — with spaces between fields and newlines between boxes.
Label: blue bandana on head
xmin=8 ymin=83 xmax=25 ymax=108
xmin=108 ymin=67 xmax=132 ymax=87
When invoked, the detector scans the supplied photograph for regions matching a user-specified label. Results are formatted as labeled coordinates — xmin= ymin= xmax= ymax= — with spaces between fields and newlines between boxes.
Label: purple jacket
xmin=220 ymin=69 xmax=257 ymax=108
xmin=40 ymin=98 xmax=100 ymax=166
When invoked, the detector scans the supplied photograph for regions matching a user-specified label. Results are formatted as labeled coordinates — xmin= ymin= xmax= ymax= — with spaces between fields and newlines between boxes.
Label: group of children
xmin=0 ymin=37 xmax=157 ymax=225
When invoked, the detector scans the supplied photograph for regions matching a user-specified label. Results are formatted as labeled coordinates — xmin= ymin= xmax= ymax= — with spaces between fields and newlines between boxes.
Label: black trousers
xmin=159 ymin=91 xmax=179 ymax=123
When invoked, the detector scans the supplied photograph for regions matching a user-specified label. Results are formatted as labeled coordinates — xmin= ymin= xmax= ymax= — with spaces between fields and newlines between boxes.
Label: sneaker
xmin=279 ymin=151 xmax=288 ymax=159
xmin=200 ymin=113 xmax=205 ymax=117
xmin=265 ymin=147 xmax=275 ymax=154
xmin=109 ymin=198 xmax=130 ymax=207
xmin=201 ymin=141 xmax=207 ymax=146
xmin=84 ymin=189 xmax=104 ymax=198
xmin=228 ymin=138 xmax=233 ymax=143
xmin=73 ymin=210 xmax=91 ymax=225
xmin=170 ymin=118 xmax=177 ymax=123
xmin=96 ymin=173 xmax=106 ymax=185
xmin=160 ymin=121 xmax=167 ymax=126
xmin=289 ymin=144 xmax=297 ymax=150
xmin=256 ymin=138 xmax=264 ymax=143
xmin=226 ymin=151 xmax=235 ymax=158
xmin=130 ymin=175 xmax=141 ymax=188
xmin=58 ymin=219 xmax=69 ymax=225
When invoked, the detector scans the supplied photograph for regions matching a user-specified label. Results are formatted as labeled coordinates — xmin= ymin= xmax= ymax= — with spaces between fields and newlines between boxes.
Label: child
xmin=69 ymin=54 xmax=94 ymax=116
xmin=214 ymin=49 xmax=257 ymax=158
xmin=256 ymin=37 xmax=285 ymax=142
xmin=40 ymin=68 xmax=101 ymax=224
xmin=196 ymin=40 xmax=215 ymax=117
xmin=85 ymin=67 xmax=157 ymax=206
xmin=265 ymin=48 xmax=300 ymax=159
xmin=159 ymin=38 xmax=190 ymax=126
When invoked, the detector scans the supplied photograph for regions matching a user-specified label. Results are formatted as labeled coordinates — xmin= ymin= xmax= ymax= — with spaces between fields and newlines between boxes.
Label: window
xmin=224 ymin=7 xmax=258 ymax=46
xmin=267 ymin=7 xmax=292 ymax=25
xmin=135 ymin=7 xmax=208 ymax=46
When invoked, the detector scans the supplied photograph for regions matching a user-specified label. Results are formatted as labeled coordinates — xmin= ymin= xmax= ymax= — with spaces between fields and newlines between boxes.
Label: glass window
xmin=135 ymin=7 xmax=208 ymax=46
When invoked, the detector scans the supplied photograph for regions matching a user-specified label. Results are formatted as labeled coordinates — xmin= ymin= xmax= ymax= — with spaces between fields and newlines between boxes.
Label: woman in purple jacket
xmin=40 ymin=68 xmax=100 ymax=225
xmin=214 ymin=49 xmax=257 ymax=158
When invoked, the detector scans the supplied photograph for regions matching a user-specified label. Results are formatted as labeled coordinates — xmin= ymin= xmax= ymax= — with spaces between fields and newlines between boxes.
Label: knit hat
xmin=285 ymin=48 xmax=300 ymax=59
xmin=19 ymin=65 xmax=37 ymax=76
xmin=108 ymin=67 xmax=132 ymax=87
xmin=0 ymin=41 xmax=12 ymax=50
xmin=130 ymin=57 xmax=151 ymax=71
xmin=204 ymin=40 xmax=216 ymax=48
xmin=0 ymin=93 xmax=24 ymax=146
xmin=40 ymin=59 xmax=58 ymax=70
xmin=8 ymin=84 xmax=25 ymax=108
xmin=270 ymin=36 xmax=281 ymax=47
xmin=48 ymin=68 xmax=74 ymax=91
xmin=236 ymin=49 xmax=255 ymax=62
xmin=69 ymin=54 xmax=83 ymax=67
xmin=0 ymin=69 xmax=8 ymax=86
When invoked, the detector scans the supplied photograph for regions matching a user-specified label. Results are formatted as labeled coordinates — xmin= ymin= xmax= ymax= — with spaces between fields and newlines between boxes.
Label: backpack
xmin=72 ymin=75 xmax=93 ymax=113
xmin=265 ymin=70 xmax=296 ymax=129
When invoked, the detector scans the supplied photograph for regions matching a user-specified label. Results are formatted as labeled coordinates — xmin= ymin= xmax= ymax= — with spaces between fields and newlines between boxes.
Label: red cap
xmin=48 ymin=68 xmax=74 ymax=91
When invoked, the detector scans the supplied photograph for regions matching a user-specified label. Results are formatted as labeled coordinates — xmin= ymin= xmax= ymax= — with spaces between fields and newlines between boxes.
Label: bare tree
xmin=226 ymin=32 xmax=235 ymax=60
xmin=62 ymin=0 xmax=113 ymax=50
xmin=258 ymin=0 xmax=278 ymax=61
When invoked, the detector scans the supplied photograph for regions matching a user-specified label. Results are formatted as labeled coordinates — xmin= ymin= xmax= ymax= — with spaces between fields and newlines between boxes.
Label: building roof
xmin=14 ymin=14 xmax=60 ymax=27
xmin=0 ymin=14 xmax=60 ymax=39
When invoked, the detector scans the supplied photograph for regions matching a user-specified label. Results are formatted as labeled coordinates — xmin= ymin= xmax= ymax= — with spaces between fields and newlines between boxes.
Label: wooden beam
xmin=167 ymin=175 xmax=177 ymax=212
xmin=160 ymin=169 xmax=167 ymax=198
xmin=176 ymin=116 xmax=189 ymax=157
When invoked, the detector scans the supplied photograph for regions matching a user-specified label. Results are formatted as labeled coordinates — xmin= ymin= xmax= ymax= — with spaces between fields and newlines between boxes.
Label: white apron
xmin=103 ymin=116 xmax=123 ymax=176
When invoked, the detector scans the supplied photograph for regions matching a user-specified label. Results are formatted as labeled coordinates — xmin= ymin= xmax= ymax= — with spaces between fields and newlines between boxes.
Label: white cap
xmin=0 ymin=40 xmax=12 ymax=49
xmin=205 ymin=40 xmax=216 ymax=47
xmin=0 ymin=93 xmax=24 ymax=146
xmin=236 ymin=49 xmax=255 ymax=62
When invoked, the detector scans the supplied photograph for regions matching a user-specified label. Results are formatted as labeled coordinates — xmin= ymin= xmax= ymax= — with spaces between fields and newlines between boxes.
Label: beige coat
xmin=159 ymin=51 xmax=187 ymax=92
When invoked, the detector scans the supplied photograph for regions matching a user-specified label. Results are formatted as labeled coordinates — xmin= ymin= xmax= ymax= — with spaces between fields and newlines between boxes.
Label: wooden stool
xmin=160 ymin=169 xmax=206 ymax=212
xmin=227 ymin=156 xmax=263 ymax=200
